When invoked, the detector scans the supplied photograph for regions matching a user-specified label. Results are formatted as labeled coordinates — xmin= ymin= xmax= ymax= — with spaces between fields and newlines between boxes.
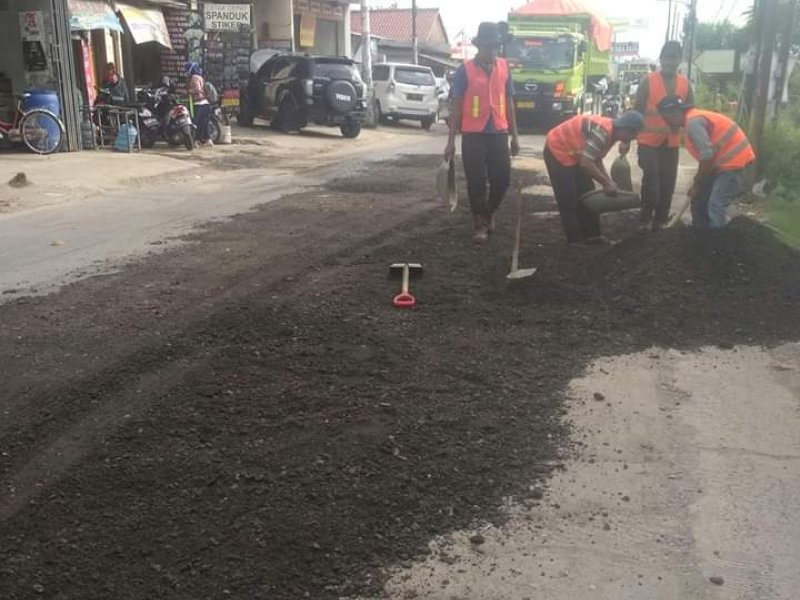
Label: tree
xmin=694 ymin=20 xmax=751 ymax=52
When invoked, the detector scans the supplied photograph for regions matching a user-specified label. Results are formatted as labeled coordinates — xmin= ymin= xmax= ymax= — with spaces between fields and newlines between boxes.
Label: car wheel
xmin=421 ymin=116 xmax=435 ymax=131
xmin=340 ymin=121 xmax=362 ymax=139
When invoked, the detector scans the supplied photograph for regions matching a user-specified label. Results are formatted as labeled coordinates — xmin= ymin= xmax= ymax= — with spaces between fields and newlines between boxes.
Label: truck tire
xmin=421 ymin=115 xmax=435 ymax=131
xmin=340 ymin=120 xmax=362 ymax=139
xmin=238 ymin=94 xmax=254 ymax=127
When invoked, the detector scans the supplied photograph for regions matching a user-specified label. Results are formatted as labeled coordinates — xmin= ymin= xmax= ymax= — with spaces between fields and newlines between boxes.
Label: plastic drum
xmin=22 ymin=89 xmax=61 ymax=116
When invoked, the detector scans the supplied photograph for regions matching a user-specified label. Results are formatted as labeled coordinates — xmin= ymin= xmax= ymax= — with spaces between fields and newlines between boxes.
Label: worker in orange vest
xmin=657 ymin=96 xmax=756 ymax=228
xmin=544 ymin=111 xmax=644 ymax=244
xmin=635 ymin=41 xmax=694 ymax=231
xmin=445 ymin=22 xmax=520 ymax=245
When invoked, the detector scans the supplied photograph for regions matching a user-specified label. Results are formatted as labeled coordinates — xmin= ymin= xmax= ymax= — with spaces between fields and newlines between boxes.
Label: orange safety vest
xmin=461 ymin=58 xmax=510 ymax=133
xmin=639 ymin=72 xmax=690 ymax=148
xmin=546 ymin=114 xmax=614 ymax=167
xmin=684 ymin=109 xmax=755 ymax=172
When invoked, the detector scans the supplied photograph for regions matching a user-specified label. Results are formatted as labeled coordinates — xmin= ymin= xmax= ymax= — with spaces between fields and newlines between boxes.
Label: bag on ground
xmin=610 ymin=154 xmax=634 ymax=192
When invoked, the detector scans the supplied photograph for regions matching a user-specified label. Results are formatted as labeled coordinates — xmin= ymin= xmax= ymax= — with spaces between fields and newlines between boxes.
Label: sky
xmin=366 ymin=0 xmax=754 ymax=59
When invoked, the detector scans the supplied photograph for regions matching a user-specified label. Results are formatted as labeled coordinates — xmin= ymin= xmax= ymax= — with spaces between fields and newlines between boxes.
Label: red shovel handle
xmin=393 ymin=292 xmax=416 ymax=309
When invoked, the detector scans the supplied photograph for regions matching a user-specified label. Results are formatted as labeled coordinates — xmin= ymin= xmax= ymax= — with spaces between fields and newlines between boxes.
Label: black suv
xmin=238 ymin=53 xmax=366 ymax=138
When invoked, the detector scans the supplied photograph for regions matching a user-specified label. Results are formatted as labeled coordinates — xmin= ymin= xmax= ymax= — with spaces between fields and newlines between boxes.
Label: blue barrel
xmin=22 ymin=89 xmax=61 ymax=116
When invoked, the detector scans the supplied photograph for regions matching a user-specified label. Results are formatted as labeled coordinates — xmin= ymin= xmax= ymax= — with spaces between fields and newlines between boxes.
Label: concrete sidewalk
xmin=0 ymin=123 xmax=409 ymax=215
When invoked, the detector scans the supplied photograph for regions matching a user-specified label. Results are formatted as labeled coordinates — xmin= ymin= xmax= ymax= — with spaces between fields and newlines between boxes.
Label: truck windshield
xmin=506 ymin=37 xmax=576 ymax=70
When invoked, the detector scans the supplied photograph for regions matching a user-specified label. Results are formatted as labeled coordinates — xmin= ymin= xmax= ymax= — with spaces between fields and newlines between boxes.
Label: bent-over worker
xmin=445 ymin=22 xmax=521 ymax=245
xmin=657 ymin=96 xmax=755 ymax=228
xmin=544 ymin=111 xmax=645 ymax=244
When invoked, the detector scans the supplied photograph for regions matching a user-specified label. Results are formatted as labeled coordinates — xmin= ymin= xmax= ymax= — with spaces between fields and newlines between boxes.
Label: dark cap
xmin=613 ymin=110 xmax=645 ymax=132
xmin=660 ymin=41 xmax=683 ymax=58
xmin=657 ymin=95 xmax=693 ymax=112
xmin=473 ymin=22 xmax=501 ymax=46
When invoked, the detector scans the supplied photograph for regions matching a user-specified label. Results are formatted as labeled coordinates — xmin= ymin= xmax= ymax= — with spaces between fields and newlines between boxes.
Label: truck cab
xmin=505 ymin=27 xmax=586 ymax=126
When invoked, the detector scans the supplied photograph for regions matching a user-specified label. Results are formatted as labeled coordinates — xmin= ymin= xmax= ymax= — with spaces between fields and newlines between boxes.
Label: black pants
xmin=461 ymin=133 xmax=511 ymax=217
xmin=638 ymin=144 xmax=679 ymax=225
xmin=544 ymin=145 xmax=600 ymax=243
xmin=194 ymin=103 xmax=211 ymax=143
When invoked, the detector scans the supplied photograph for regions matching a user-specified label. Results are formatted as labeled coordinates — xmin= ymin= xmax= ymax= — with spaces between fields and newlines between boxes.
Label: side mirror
xmin=578 ymin=42 xmax=588 ymax=59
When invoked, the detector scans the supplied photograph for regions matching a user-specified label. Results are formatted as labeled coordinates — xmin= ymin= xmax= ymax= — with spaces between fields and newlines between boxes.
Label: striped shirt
xmin=582 ymin=119 xmax=613 ymax=162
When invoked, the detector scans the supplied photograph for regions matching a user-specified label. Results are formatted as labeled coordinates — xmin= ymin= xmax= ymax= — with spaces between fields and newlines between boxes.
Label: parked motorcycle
xmin=136 ymin=79 xmax=195 ymax=151
xmin=208 ymin=103 xmax=226 ymax=145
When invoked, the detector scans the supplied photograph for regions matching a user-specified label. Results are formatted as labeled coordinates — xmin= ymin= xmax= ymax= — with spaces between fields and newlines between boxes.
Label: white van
xmin=372 ymin=63 xmax=440 ymax=130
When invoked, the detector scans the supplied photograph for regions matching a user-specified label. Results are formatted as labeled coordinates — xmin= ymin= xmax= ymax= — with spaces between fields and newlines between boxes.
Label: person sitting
xmin=100 ymin=63 xmax=129 ymax=105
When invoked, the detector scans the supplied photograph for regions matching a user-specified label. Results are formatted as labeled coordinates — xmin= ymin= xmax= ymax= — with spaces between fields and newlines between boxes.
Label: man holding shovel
xmin=635 ymin=41 xmax=694 ymax=232
xmin=444 ymin=22 xmax=521 ymax=245
xmin=657 ymin=96 xmax=755 ymax=228
xmin=543 ymin=112 xmax=644 ymax=244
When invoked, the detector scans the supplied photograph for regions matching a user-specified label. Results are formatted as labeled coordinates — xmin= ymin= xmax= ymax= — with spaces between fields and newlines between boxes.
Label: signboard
xmin=81 ymin=38 xmax=96 ymax=105
xmin=19 ymin=11 xmax=48 ymax=72
xmin=299 ymin=13 xmax=317 ymax=48
xmin=295 ymin=0 xmax=344 ymax=21
xmin=694 ymin=50 xmax=737 ymax=75
xmin=118 ymin=4 xmax=172 ymax=48
xmin=203 ymin=3 xmax=250 ymax=31
xmin=613 ymin=41 xmax=640 ymax=58
xmin=67 ymin=0 xmax=123 ymax=32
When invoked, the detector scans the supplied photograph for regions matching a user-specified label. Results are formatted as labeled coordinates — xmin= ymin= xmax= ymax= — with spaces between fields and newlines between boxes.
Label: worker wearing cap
xmin=657 ymin=96 xmax=755 ymax=228
xmin=635 ymin=41 xmax=694 ymax=232
xmin=445 ymin=22 xmax=520 ymax=245
xmin=544 ymin=111 xmax=645 ymax=244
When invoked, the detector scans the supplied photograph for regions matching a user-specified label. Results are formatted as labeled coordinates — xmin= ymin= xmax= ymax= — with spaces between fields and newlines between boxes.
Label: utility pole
xmin=360 ymin=0 xmax=372 ymax=87
xmin=749 ymin=0 xmax=780 ymax=168
xmin=666 ymin=0 xmax=673 ymax=43
xmin=686 ymin=0 xmax=698 ymax=81
xmin=411 ymin=0 xmax=419 ymax=64
xmin=773 ymin=0 xmax=798 ymax=120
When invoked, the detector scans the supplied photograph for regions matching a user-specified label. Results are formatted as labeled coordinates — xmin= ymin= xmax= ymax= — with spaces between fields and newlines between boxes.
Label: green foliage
xmin=761 ymin=119 xmax=800 ymax=204
xmin=694 ymin=20 xmax=751 ymax=52
xmin=693 ymin=78 xmax=739 ymax=115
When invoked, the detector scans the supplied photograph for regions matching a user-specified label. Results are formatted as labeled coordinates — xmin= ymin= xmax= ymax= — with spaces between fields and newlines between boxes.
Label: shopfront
xmin=293 ymin=0 xmax=349 ymax=57
xmin=0 ymin=0 xmax=81 ymax=150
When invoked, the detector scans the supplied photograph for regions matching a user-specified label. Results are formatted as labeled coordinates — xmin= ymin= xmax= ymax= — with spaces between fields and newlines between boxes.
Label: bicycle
xmin=0 ymin=94 xmax=65 ymax=155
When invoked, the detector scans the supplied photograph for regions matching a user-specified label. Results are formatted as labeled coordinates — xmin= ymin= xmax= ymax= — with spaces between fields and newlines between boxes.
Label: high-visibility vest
xmin=546 ymin=114 xmax=614 ymax=167
xmin=639 ymin=72 xmax=690 ymax=148
xmin=461 ymin=58 xmax=510 ymax=133
xmin=684 ymin=109 xmax=755 ymax=172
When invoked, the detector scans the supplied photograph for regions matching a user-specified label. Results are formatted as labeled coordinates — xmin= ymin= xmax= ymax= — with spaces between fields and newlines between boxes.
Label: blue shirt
xmin=450 ymin=60 xmax=515 ymax=134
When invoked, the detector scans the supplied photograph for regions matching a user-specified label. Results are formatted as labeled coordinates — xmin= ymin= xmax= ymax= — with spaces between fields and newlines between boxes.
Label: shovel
xmin=507 ymin=184 xmax=538 ymax=281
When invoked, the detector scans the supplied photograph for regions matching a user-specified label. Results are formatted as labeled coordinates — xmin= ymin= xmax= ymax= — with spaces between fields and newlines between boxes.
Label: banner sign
xmin=203 ymin=3 xmax=250 ymax=31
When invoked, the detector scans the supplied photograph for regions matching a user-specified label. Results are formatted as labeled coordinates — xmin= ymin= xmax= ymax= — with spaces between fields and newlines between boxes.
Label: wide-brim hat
xmin=473 ymin=22 xmax=501 ymax=46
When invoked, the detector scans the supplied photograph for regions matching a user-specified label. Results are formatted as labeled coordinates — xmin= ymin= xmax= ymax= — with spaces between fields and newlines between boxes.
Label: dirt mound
xmin=590 ymin=218 xmax=800 ymax=346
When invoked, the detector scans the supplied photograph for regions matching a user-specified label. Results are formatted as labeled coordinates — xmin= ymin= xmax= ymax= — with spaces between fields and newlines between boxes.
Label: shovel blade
xmin=507 ymin=268 xmax=538 ymax=281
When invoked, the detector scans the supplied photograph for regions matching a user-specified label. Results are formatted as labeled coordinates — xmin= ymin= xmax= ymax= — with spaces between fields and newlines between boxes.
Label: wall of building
xmin=0 ymin=0 xmax=60 ymax=96
xmin=253 ymin=0 xmax=293 ymax=49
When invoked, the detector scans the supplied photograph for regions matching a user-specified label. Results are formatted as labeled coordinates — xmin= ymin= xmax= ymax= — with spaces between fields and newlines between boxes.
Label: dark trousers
xmin=544 ymin=145 xmax=600 ymax=243
xmin=194 ymin=104 xmax=211 ymax=143
xmin=461 ymin=133 xmax=511 ymax=217
xmin=638 ymin=144 xmax=680 ymax=225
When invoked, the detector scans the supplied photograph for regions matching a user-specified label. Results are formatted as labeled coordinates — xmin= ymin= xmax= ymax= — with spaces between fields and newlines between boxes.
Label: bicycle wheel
xmin=20 ymin=109 xmax=64 ymax=155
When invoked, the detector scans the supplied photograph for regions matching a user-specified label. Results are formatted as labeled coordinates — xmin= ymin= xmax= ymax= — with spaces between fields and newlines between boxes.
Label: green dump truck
xmin=505 ymin=0 xmax=613 ymax=127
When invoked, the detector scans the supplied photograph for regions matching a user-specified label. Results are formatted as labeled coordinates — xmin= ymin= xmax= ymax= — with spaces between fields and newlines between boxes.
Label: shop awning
xmin=69 ymin=0 xmax=124 ymax=32
xmin=118 ymin=3 xmax=172 ymax=49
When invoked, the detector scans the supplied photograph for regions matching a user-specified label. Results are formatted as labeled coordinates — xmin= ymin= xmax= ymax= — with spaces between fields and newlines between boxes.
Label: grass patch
xmin=767 ymin=201 xmax=800 ymax=248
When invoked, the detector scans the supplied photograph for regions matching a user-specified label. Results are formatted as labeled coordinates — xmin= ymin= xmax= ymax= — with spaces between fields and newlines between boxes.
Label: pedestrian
xmin=657 ymin=96 xmax=755 ymax=229
xmin=544 ymin=111 xmax=644 ymax=244
xmin=186 ymin=62 xmax=212 ymax=148
xmin=635 ymin=41 xmax=694 ymax=231
xmin=445 ymin=22 xmax=521 ymax=245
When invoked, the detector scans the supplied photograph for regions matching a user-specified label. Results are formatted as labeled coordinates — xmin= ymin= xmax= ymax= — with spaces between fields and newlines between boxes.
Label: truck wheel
xmin=421 ymin=116 xmax=435 ymax=131
xmin=238 ymin=95 xmax=254 ymax=127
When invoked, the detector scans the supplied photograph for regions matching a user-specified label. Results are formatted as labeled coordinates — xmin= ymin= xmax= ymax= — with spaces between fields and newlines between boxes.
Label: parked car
xmin=372 ymin=63 xmax=440 ymax=130
xmin=238 ymin=52 xmax=366 ymax=138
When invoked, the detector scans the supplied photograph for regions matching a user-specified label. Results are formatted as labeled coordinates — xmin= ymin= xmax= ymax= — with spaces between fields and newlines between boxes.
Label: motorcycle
xmin=208 ymin=102 xmax=226 ymax=145
xmin=136 ymin=79 xmax=195 ymax=151
xmin=601 ymin=94 xmax=622 ymax=118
